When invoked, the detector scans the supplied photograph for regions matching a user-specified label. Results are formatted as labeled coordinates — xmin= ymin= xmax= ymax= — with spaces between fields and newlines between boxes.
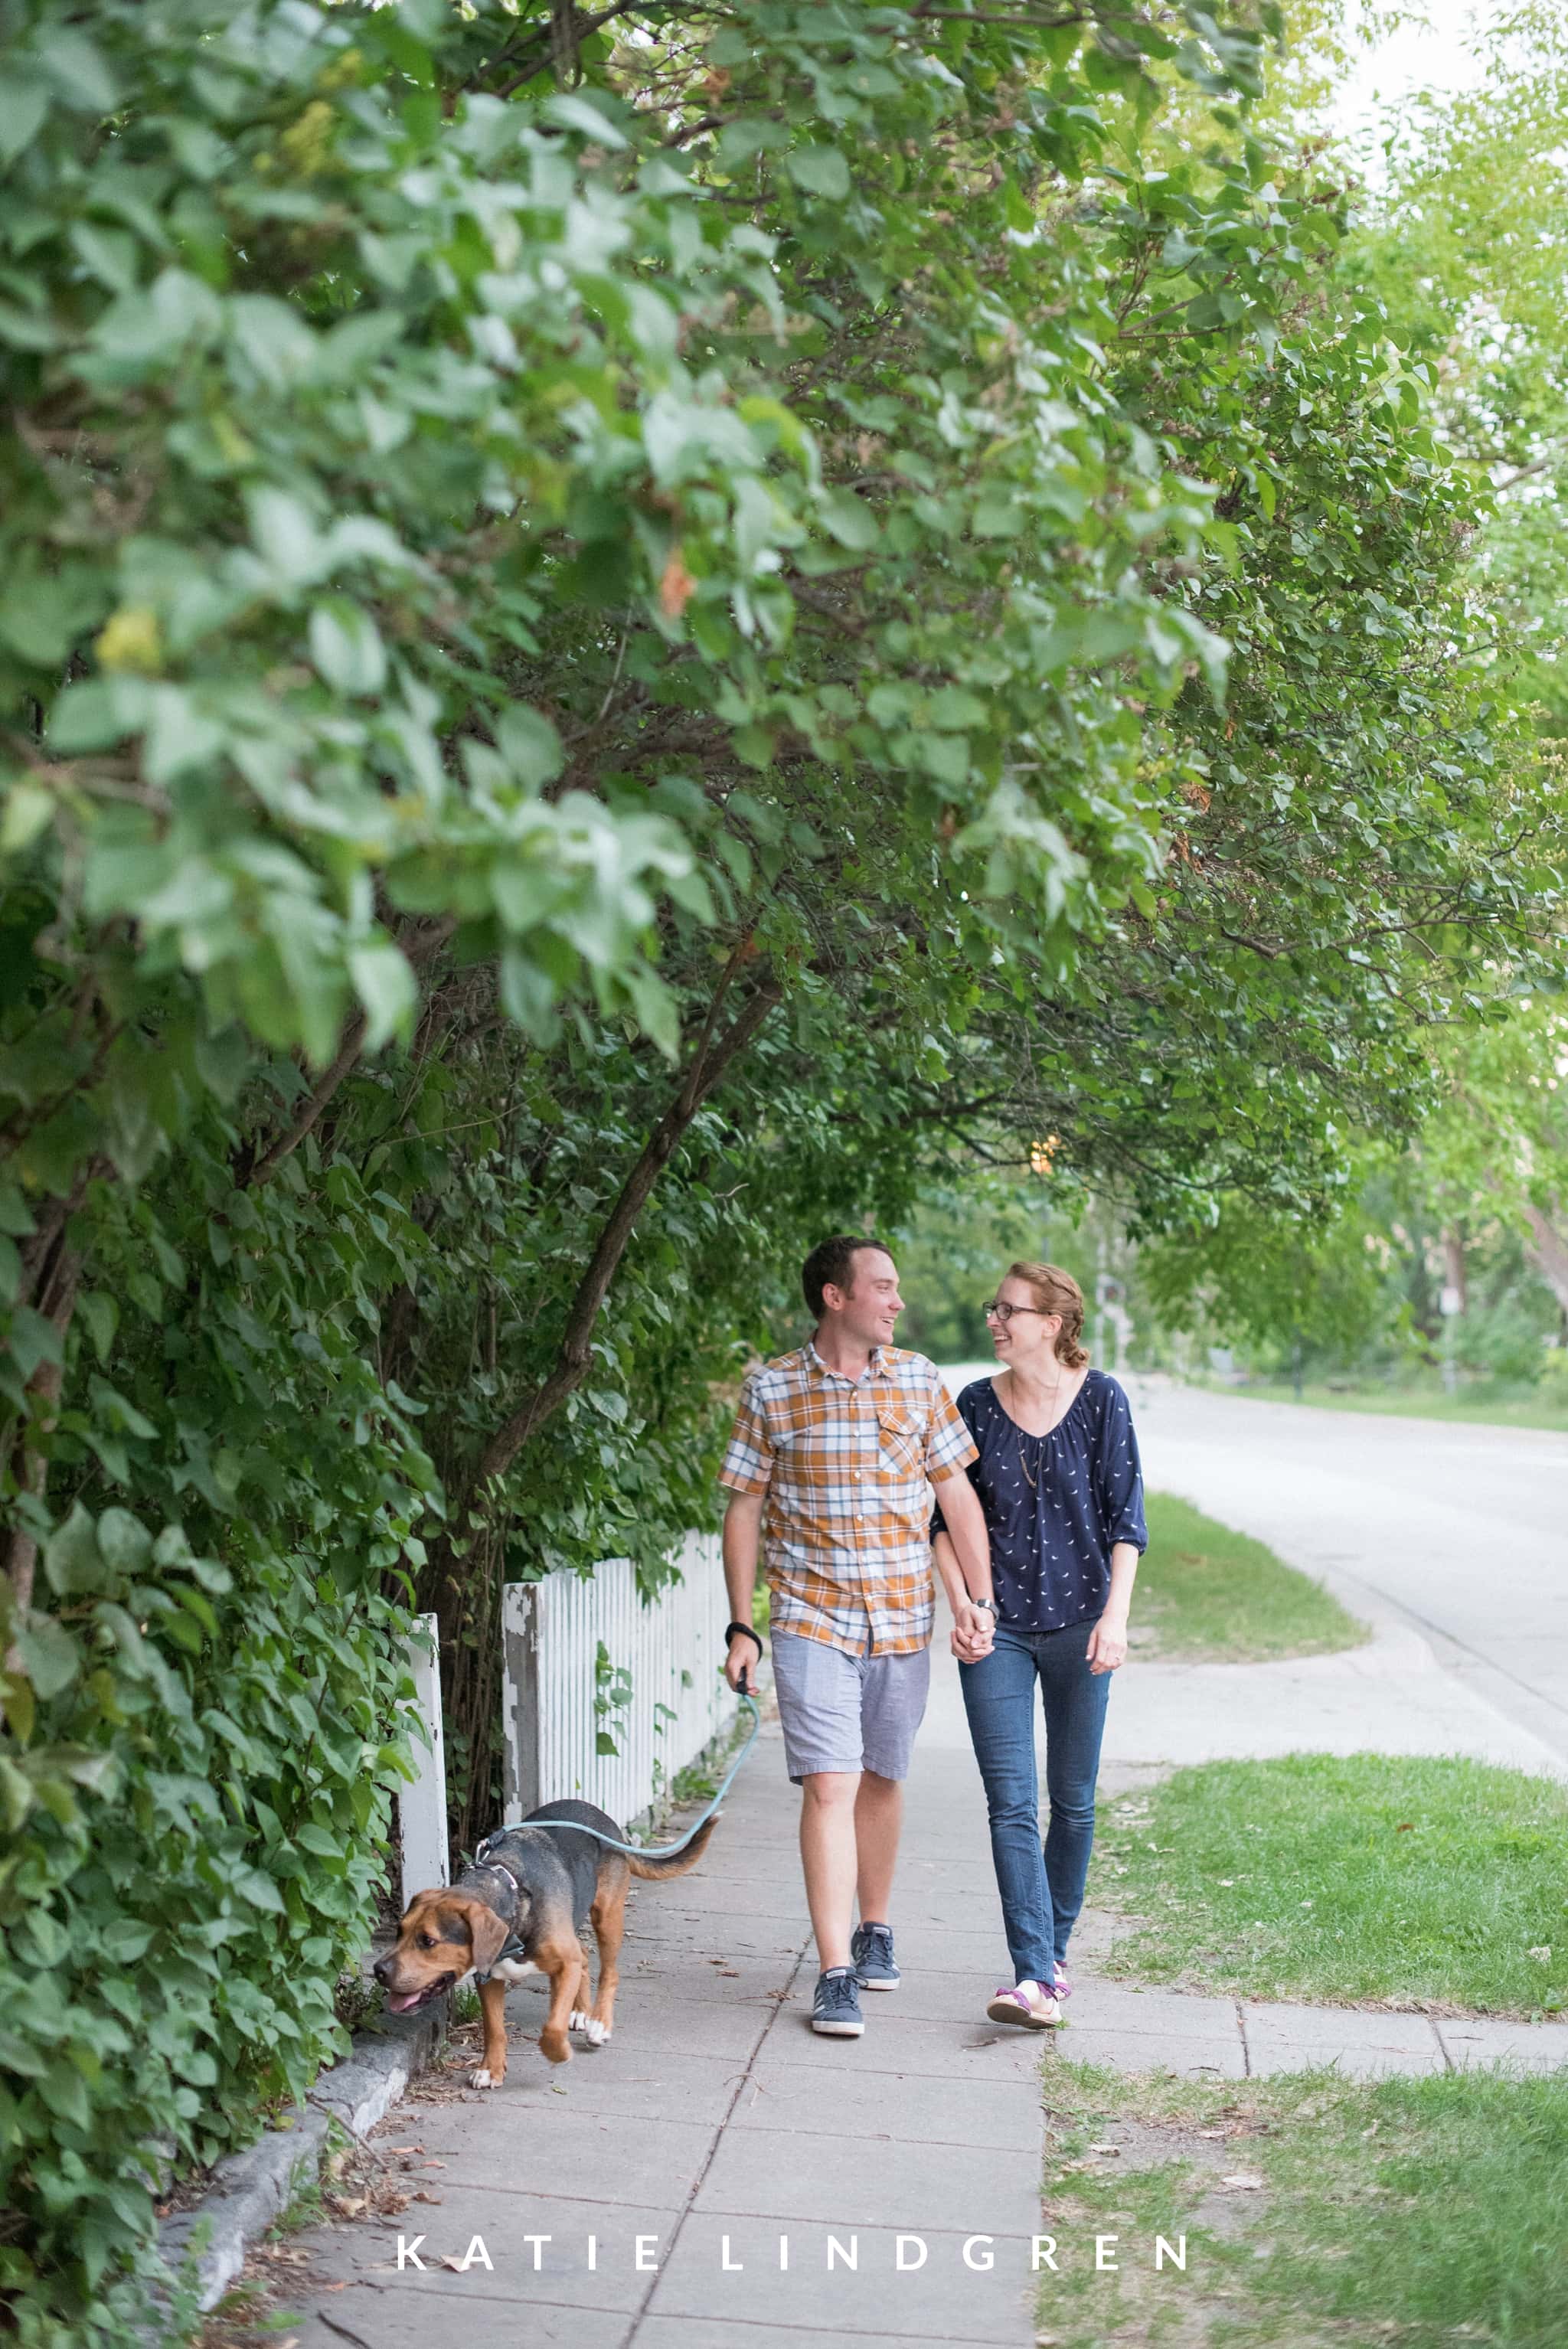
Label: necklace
xmin=1007 ymin=1370 xmax=1065 ymax=1489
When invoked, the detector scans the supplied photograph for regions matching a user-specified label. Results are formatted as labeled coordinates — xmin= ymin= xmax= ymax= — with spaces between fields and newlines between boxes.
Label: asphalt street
xmin=1128 ymin=1378 xmax=1568 ymax=1769
xmin=937 ymin=1364 xmax=1568 ymax=1780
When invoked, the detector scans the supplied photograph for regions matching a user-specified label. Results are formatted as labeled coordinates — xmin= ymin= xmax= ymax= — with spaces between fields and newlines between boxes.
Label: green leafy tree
xmin=1350 ymin=2 xmax=1568 ymax=729
xmin=1137 ymin=2 xmax=1568 ymax=1385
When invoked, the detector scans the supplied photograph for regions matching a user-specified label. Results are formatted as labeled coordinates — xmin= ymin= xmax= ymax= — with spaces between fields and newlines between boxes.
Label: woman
xmin=932 ymin=1260 xmax=1145 ymax=2028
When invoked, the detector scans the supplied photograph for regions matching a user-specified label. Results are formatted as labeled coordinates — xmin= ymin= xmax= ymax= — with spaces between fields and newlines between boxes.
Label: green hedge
xmin=0 ymin=1102 xmax=434 ymax=2341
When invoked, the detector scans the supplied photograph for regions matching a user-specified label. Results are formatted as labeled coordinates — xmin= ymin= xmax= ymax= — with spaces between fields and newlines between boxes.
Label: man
xmin=719 ymin=1234 xmax=998 ymax=2038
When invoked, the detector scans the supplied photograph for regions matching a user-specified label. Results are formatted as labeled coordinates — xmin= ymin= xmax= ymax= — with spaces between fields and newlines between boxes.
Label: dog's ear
xmin=447 ymin=1893 xmax=511 ymax=1975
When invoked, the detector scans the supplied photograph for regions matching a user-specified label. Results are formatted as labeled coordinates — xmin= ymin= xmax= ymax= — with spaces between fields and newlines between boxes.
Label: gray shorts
xmin=769 ymin=1630 xmax=931 ymax=1783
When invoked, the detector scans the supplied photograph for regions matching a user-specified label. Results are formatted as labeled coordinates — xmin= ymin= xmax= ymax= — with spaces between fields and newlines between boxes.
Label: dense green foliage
xmin=1140 ymin=5 xmax=1568 ymax=1387
xmin=0 ymin=0 xmax=1556 ymax=2335
xmin=1359 ymin=0 xmax=1568 ymax=736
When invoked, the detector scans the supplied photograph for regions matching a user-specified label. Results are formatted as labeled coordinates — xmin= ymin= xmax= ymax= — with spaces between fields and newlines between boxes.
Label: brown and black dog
xmin=374 ymin=1799 xmax=717 ymax=2086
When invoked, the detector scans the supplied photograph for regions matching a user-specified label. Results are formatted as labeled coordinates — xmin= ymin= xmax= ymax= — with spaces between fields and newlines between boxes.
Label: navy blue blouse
xmin=931 ymin=1371 xmax=1148 ymax=1632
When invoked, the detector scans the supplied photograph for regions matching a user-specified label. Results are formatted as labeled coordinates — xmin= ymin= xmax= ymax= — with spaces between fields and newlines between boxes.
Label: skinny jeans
xmin=958 ymin=1619 xmax=1111 ymax=1987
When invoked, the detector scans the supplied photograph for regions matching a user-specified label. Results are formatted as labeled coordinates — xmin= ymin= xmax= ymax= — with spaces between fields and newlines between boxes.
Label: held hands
xmin=1086 ymin=1611 xmax=1129 ymax=1674
xmin=951 ymin=1599 xmax=995 ymax=1664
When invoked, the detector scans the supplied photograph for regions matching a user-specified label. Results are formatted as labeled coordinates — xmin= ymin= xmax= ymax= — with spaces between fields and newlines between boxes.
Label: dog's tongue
xmin=385 ymin=1991 xmax=423 ymax=2014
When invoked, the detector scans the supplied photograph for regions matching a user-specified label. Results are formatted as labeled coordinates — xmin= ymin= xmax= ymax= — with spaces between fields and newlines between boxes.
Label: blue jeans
xmin=958 ymin=1619 xmax=1112 ymax=1986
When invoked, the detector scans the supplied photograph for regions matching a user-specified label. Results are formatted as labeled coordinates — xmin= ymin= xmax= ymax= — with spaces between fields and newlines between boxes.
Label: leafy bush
xmin=0 ymin=1103 xmax=435 ymax=2340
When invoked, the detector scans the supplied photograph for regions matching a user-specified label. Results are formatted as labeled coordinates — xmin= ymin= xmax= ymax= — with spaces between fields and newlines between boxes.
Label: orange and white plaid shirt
xmin=718 ymin=1342 xmax=978 ymax=1658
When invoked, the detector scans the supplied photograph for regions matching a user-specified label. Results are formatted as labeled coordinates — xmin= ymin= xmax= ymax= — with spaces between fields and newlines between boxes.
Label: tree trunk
xmin=1441 ymin=1227 xmax=1468 ymax=1315
xmin=4 ymin=1236 xmax=83 ymax=1655
xmin=422 ymin=962 xmax=780 ymax=1665
xmin=1523 ymin=1201 xmax=1568 ymax=1318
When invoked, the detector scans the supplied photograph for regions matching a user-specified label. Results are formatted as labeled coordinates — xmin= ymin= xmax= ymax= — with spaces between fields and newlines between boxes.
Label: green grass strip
xmin=1229 ymin=1377 xmax=1568 ymax=1433
xmin=1042 ymin=2060 xmax=1568 ymax=2349
xmin=1093 ymin=1753 xmax=1568 ymax=2017
xmin=1136 ymin=1491 xmax=1364 ymax=1663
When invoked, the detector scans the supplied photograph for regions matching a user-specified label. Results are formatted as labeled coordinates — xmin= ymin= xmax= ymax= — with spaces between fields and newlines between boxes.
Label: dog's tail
xmin=626 ymin=1812 xmax=719 ymax=1879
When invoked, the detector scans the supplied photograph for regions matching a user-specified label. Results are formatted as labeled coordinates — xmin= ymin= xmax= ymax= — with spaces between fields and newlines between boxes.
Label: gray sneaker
xmin=851 ymin=1921 xmax=900 ymax=1991
xmin=812 ymin=1966 xmax=864 ymax=2037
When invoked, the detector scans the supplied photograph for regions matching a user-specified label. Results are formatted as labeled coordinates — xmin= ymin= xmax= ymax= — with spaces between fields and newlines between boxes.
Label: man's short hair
xmin=802 ymin=1234 xmax=893 ymax=1320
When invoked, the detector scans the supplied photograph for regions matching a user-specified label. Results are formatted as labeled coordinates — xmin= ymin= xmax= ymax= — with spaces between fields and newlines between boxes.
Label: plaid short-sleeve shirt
xmin=718 ymin=1342 xmax=978 ymax=1658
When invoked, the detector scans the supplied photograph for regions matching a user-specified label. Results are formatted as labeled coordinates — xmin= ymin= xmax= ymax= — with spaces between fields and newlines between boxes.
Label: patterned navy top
xmin=930 ymin=1371 xmax=1148 ymax=1633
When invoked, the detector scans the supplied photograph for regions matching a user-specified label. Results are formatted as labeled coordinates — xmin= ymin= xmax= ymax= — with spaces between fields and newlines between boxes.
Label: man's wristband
xmin=972 ymin=1596 xmax=998 ymax=1615
xmin=726 ymin=1620 xmax=764 ymax=1657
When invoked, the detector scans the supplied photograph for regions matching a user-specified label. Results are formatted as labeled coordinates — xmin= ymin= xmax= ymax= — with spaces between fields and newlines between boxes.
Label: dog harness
xmin=464 ymin=1851 xmax=530 ymax=1982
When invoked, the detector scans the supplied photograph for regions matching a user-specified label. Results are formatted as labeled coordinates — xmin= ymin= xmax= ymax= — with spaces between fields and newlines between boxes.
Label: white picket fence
xmin=398 ymin=1613 xmax=449 ymax=1907
xmin=501 ymin=1531 xmax=738 ymax=1829
xmin=396 ymin=1536 xmax=740 ymax=1891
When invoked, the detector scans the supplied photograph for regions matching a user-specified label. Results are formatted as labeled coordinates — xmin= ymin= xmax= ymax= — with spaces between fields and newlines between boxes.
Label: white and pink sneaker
xmin=986 ymin=1980 xmax=1062 ymax=2029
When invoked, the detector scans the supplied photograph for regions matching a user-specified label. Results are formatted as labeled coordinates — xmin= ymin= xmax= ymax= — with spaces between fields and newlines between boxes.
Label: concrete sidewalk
xmin=278 ymin=1633 xmax=1568 ymax=2349
xmin=286 ymin=1668 xmax=1052 ymax=2349
xmin=1099 ymin=1612 xmax=1568 ymax=1785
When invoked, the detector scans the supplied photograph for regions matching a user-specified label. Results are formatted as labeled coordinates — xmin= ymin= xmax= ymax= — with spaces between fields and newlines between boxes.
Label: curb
xmin=157 ymin=1998 xmax=446 ymax=2320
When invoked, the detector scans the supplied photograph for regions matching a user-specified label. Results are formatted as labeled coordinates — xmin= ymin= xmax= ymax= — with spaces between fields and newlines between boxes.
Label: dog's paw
xmin=469 ymin=2066 xmax=498 ymax=2089
xmin=582 ymin=2017 xmax=610 ymax=2047
xmin=540 ymin=2030 xmax=572 ymax=2066
xmin=569 ymin=2009 xmax=590 ymax=2034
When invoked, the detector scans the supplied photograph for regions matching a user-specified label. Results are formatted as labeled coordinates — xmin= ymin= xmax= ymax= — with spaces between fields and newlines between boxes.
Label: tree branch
xmin=493 ymin=0 xmax=653 ymax=99
xmin=467 ymin=965 xmax=781 ymax=1497
xmin=4 ymin=1234 xmax=84 ymax=1648
xmin=241 ymin=1014 xmax=369 ymax=1191
xmin=238 ymin=920 xmax=456 ymax=1188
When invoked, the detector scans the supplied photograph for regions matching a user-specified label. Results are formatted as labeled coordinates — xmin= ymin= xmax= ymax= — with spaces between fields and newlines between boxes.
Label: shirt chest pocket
xmin=876 ymin=1406 xmax=924 ymax=1478
xmin=767 ymin=1416 xmax=825 ymax=1488
xmin=768 ymin=1420 xmax=804 ymax=1472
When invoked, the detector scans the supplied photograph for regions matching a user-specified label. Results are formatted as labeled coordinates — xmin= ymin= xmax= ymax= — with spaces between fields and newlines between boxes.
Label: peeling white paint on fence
xmin=501 ymin=1532 xmax=737 ymax=1830
xmin=398 ymin=1612 xmax=449 ymax=1906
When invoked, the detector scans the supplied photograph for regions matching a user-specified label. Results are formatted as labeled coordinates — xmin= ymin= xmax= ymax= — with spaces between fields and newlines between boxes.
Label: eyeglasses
xmin=982 ymin=1300 xmax=1050 ymax=1323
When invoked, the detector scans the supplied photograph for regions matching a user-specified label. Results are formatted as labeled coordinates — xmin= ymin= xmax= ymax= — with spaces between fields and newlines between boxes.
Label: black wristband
xmin=726 ymin=1620 xmax=764 ymax=1657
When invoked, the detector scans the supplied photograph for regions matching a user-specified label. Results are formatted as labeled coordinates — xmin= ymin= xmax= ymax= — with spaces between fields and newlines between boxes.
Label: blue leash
xmin=474 ymin=1685 xmax=761 ymax=1867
